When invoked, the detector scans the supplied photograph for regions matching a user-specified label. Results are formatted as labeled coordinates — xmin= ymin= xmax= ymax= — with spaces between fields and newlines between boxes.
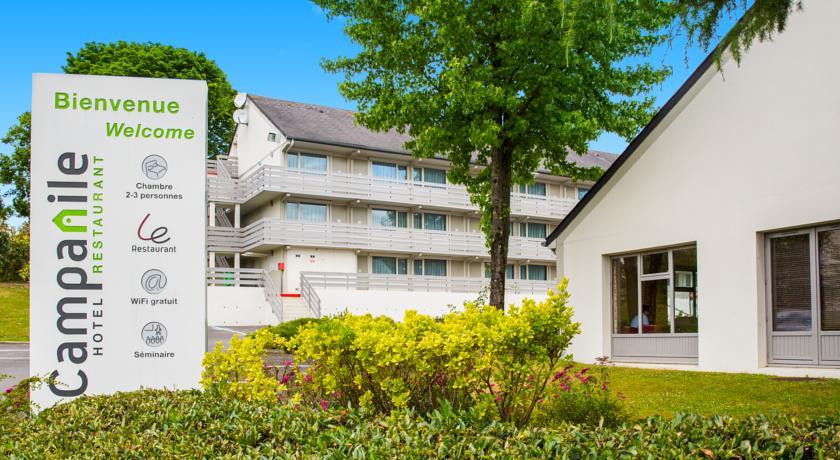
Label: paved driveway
xmin=0 ymin=325 xmax=265 ymax=390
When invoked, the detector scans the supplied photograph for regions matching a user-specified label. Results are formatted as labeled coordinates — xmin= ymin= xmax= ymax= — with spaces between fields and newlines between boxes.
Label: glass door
xmin=767 ymin=226 xmax=840 ymax=366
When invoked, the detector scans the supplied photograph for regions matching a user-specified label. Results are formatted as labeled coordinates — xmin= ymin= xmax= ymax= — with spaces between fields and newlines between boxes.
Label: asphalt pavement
xmin=0 ymin=325 xmax=264 ymax=390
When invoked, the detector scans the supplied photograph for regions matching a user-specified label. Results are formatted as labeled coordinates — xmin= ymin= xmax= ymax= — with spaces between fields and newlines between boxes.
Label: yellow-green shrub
xmin=201 ymin=280 xmax=581 ymax=426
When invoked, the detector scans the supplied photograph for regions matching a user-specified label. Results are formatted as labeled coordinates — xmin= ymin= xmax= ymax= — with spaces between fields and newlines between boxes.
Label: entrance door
xmin=766 ymin=225 xmax=840 ymax=366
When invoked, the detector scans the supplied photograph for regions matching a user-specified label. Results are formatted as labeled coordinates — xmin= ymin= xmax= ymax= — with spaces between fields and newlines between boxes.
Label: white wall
xmin=284 ymin=247 xmax=357 ymax=293
xmin=557 ymin=2 xmax=840 ymax=374
xmin=319 ymin=289 xmax=548 ymax=321
xmin=231 ymin=101 xmax=286 ymax=174
xmin=207 ymin=286 xmax=279 ymax=326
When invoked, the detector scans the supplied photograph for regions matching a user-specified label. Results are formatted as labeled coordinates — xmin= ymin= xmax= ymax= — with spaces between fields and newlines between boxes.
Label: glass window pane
xmin=528 ymin=183 xmax=547 ymax=196
xmin=424 ymin=259 xmax=447 ymax=276
xmin=506 ymin=265 xmax=514 ymax=279
xmin=673 ymin=247 xmax=698 ymax=333
xmin=819 ymin=229 xmax=840 ymax=331
xmin=484 ymin=264 xmax=491 ymax=279
xmin=286 ymin=153 xmax=299 ymax=169
xmin=641 ymin=278 xmax=671 ymax=333
xmin=612 ymin=257 xmax=639 ymax=334
xmin=413 ymin=259 xmax=423 ymax=276
xmin=518 ymin=184 xmax=526 ymax=193
xmin=372 ymin=209 xmax=396 ymax=227
xmin=423 ymin=168 xmax=446 ymax=184
xmin=372 ymin=256 xmax=397 ymax=275
xmin=519 ymin=223 xmax=527 ymax=237
xmin=577 ymin=187 xmax=589 ymax=200
xmin=397 ymin=212 xmax=407 ymax=228
xmin=771 ymin=234 xmax=812 ymax=332
xmin=300 ymin=153 xmax=327 ymax=172
xmin=300 ymin=203 xmax=327 ymax=222
xmin=527 ymin=265 xmax=547 ymax=281
xmin=413 ymin=168 xmax=422 ymax=182
xmin=398 ymin=166 xmax=408 ymax=181
xmin=286 ymin=202 xmax=299 ymax=221
xmin=527 ymin=223 xmax=547 ymax=239
xmin=413 ymin=213 xmax=422 ymax=229
xmin=642 ymin=252 xmax=669 ymax=274
xmin=372 ymin=162 xmax=397 ymax=179
xmin=398 ymin=259 xmax=408 ymax=275
xmin=424 ymin=213 xmax=446 ymax=231
xmin=520 ymin=266 xmax=527 ymax=280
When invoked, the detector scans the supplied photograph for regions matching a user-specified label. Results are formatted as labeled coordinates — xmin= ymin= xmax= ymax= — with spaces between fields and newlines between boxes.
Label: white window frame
xmin=610 ymin=245 xmax=698 ymax=337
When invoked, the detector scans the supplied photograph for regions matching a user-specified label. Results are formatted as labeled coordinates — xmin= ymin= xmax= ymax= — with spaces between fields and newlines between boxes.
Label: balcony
xmin=207 ymin=161 xmax=577 ymax=221
xmin=300 ymin=271 xmax=555 ymax=295
xmin=207 ymin=218 xmax=555 ymax=261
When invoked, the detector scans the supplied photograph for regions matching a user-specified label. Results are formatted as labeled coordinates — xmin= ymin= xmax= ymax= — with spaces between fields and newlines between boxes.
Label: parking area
xmin=0 ymin=325 xmax=264 ymax=390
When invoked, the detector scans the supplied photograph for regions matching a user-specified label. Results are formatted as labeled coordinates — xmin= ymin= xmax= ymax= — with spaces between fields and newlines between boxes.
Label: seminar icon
xmin=141 ymin=322 xmax=168 ymax=347
xmin=141 ymin=269 xmax=167 ymax=295
xmin=142 ymin=155 xmax=168 ymax=180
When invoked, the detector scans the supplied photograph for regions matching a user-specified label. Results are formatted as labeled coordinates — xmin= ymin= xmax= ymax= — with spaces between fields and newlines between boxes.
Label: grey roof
xmin=249 ymin=95 xmax=618 ymax=169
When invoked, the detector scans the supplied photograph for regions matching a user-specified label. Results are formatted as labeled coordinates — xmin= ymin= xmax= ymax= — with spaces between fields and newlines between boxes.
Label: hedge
xmin=1 ymin=389 xmax=837 ymax=458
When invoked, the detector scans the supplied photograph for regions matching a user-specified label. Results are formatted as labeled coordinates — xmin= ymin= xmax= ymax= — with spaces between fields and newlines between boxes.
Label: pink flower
xmin=318 ymin=400 xmax=329 ymax=411
xmin=283 ymin=360 xmax=294 ymax=367
xmin=4 ymin=387 xmax=12 ymax=394
xmin=303 ymin=374 xmax=313 ymax=383
xmin=280 ymin=372 xmax=294 ymax=384
xmin=601 ymin=383 xmax=607 ymax=391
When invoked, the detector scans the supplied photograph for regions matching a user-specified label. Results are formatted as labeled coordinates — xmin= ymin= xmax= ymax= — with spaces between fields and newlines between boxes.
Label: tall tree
xmin=315 ymin=0 xmax=674 ymax=309
xmin=0 ymin=42 xmax=236 ymax=219
xmin=64 ymin=41 xmax=236 ymax=158
xmin=0 ymin=112 xmax=30 ymax=220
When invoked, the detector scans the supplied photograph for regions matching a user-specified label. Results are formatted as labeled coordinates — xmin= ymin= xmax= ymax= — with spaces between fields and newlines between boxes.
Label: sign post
xmin=30 ymin=74 xmax=207 ymax=408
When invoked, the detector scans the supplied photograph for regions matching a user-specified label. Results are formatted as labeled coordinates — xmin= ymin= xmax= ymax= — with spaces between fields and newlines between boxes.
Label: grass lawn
xmin=607 ymin=364 xmax=840 ymax=419
xmin=0 ymin=283 xmax=28 ymax=341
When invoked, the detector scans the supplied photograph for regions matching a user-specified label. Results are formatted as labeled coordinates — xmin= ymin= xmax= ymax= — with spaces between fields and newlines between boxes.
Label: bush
xmin=0 ymin=389 xmax=837 ymax=458
xmin=203 ymin=280 xmax=582 ymax=427
xmin=254 ymin=317 xmax=322 ymax=348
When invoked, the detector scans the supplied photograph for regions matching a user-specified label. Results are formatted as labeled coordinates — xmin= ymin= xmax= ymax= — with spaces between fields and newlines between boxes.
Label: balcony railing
xmin=300 ymin=271 xmax=556 ymax=296
xmin=207 ymin=218 xmax=555 ymax=261
xmin=207 ymin=163 xmax=577 ymax=220
xmin=206 ymin=267 xmax=286 ymax=321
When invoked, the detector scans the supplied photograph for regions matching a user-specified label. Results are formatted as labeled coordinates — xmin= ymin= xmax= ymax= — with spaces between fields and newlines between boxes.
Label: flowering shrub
xmin=531 ymin=358 xmax=628 ymax=427
xmin=201 ymin=328 xmax=295 ymax=402
xmin=201 ymin=279 xmax=585 ymax=426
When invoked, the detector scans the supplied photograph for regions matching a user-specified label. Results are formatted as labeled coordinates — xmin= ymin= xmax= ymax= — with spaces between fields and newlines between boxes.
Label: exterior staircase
xmin=281 ymin=296 xmax=316 ymax=322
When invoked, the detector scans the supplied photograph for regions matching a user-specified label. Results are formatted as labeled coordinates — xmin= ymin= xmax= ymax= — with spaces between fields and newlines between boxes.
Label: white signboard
xmin=30 ymin=74 xmax=207 ymax=408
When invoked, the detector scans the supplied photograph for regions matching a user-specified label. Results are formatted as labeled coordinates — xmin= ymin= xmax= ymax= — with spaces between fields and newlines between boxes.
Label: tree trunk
xmin=489 ymin=143 xmax=513 ymax=310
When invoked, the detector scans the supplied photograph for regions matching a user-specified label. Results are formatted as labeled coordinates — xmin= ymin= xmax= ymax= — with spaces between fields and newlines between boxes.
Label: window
xmin=768 ymin=227 xmax=840 ymax=332
xmin=485 ymin=264 xmax=514 ymax=279
xmin=413 ymin=212 xmax=446 ymax=231
xmin=416 ymin=168 xmax=446 ymax=185
xmin=519 ymin=265 xmax=548 ymax=281
xmin=286 ymin=202 xmax=327 ymax=222
xmin=372 ymin=256 xmax=408 ymax=275
xmin=611 ymin=246 xmax=698 ymax=335
xmin=577 ymin=187 xmax=590 ymax=200
xmin=267 ymin=132 xmax=277 ymax=142
xmin=372 ymin=162 xmax=408 ymax=180
xmin=413 ymin=259 xmax=447 ymax=276
xmin=526 ymin=223 xmax=547 ymax=239
xmin=287 ymin=152 xmax=327 ymax=172
xmin=518 ymin=183 xmax=547 ymax=196
xmin=371 ymin=209 xmax=408 ymax=228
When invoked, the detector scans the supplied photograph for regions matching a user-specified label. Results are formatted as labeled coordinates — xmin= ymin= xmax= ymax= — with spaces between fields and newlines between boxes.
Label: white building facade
xmin=207 ymin=95 xmax=614 ymax=325
xmin=546 ymin=1 xmax=840 ymax=377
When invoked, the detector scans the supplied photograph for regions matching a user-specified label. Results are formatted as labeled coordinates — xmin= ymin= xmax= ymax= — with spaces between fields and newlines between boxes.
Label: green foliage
xmin=676 ymin=0 xmax=804 ymax=65
xmin=254 ymin=317 xmax=323 ymax=347
xmin=0 ymin=112 xmax=30 ymax=220
xmin=315 ymin=0 xmax=675 ymax=307
xmin=205 ymin=281 xmax=582 ymax=427
xmin=532 ymin=361 xmax=628 ymax=428
xmin=0 ymin=388 xmax=837 ymax=458
xmin=64 ymin=41 xmax=236 ymax=158
xmin=0 ymin=223 xmax=28 ymax=282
